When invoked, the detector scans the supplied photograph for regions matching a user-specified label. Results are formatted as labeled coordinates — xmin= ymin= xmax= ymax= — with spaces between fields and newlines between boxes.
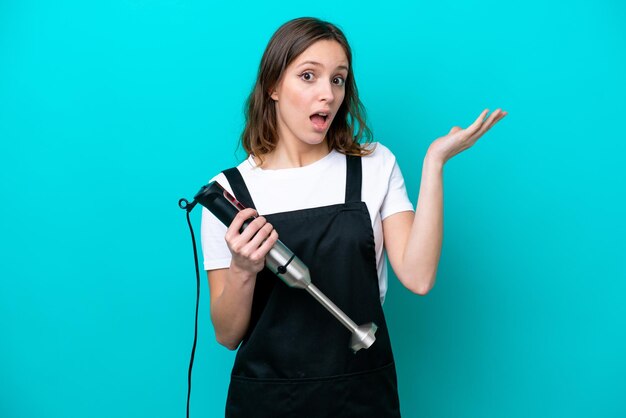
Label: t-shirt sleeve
xmin=200 ymin=173 xmax=233 ymax=271
xmin=380 ymin=153 xmax=415 ymax=221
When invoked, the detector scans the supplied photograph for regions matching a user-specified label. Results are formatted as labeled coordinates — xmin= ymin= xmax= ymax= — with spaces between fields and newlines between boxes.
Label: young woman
xmin=201 ymin=17 xmax=506 ymax=417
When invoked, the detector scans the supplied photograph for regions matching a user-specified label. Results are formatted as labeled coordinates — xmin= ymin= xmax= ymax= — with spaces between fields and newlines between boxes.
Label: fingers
xmin=476 ymin=109 xmax=507 ymax=137
xmin=448 ymin=108 xmax=508 ymax=140
xmin=239 ymin=216 xmax=269 ymax=243
xmin=465 ymin=108 xmax=507 ymax=141
xmin=484 ymin=108 xmax=507 ymax=127
xmin=495 ymin=110 xmax=508 ymax=124
xmin=436 ymin=108 xmax=507 ymax=163
xmin=225 ymin=208 xmax=258 ymax=241
xmin=465 ymin=109 xmax=490 ymax=135
xmin=225 ymin=208 xmax=278 ymax=262
xmin=246 ymin=221 xmax=276 ymax=253
xmin=254 ymin=229 xmax=279 ymax=259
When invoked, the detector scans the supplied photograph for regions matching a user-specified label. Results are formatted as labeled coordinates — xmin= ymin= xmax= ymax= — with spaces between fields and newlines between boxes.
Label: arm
xmin=207 ymin=208 xmax=279 ymax=350
xmin=207 ymin=266 xmax=256 ymax=350
xmin=383 ymin=108 xmax=507 ymax=295
xmin=383 ymin=153 xmax=443 ymax=295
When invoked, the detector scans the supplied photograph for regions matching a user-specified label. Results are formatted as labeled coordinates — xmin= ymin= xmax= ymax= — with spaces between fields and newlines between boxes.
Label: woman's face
xmin=270 ymin=39 xmax=349 ymax=149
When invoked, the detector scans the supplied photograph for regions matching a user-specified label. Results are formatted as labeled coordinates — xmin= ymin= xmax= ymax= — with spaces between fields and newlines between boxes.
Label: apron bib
xmin=221 ymin=154 xmax=401 ymax=418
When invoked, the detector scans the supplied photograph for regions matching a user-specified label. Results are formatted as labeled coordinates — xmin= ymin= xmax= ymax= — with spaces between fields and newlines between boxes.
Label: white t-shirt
xmin=200 ymin=142 xmax=414 ymax=304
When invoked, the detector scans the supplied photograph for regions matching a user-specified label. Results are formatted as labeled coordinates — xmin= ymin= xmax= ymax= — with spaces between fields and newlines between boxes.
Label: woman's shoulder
xmin=361 ymin=141 xmax=398 ymax=168
xmin=205 ymin=155 xmax=256 ymax=188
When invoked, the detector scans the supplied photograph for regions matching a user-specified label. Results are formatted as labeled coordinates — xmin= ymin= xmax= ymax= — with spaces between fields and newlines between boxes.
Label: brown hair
xmin=240 ymin=17 xmax=374 ymax=166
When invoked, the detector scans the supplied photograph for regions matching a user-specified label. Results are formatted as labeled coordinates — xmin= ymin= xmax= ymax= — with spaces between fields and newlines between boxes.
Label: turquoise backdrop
xmin=1 ymin=0 xmax=625 ymax=417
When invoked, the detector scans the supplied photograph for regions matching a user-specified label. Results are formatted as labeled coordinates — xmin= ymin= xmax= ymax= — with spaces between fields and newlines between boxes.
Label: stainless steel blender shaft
xmin=306 ymin=283 xmax=378 ymax=352
xmin=266 ymin=239 xmax=377 ymax=352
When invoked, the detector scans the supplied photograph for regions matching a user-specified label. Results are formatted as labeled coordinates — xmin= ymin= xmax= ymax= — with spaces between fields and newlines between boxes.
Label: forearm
xmin=210 ymin=265 xmax=257 ymax=350
xmin=402 ymin=151 xmax=444 ymax=294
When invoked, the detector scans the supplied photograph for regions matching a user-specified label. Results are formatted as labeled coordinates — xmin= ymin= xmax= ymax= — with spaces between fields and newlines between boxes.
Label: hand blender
xmin=193 ymin=181 xmax=377 ymax=352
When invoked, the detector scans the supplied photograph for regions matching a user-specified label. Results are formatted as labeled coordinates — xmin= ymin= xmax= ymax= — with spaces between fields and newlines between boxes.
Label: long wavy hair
xmin=240 ymin=17 xmax=374 ymax=166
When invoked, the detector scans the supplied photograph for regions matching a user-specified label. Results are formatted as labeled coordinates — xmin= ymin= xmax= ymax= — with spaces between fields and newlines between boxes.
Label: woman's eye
xmin=300 ymin=72 xmax=314 ymax=81
xmin=333 ymin=76 xmax=346 ymax=86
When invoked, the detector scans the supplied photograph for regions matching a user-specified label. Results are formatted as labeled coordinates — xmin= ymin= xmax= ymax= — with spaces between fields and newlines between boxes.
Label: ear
xmin=268 ymin=80 xmax=280 ymax=101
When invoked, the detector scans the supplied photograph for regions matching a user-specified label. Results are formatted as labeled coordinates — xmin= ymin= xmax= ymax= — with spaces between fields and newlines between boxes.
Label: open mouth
xmin=310 ymin=113 xmax=330 ymax=131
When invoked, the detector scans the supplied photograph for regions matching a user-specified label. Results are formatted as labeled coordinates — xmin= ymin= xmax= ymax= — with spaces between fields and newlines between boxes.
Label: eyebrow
xmin=296 ymin=60 xmax=349 ymax=71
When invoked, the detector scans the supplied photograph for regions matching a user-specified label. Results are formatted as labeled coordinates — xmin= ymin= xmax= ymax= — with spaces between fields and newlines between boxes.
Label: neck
xmin=256 ymin=138 xmax=330 ymax=170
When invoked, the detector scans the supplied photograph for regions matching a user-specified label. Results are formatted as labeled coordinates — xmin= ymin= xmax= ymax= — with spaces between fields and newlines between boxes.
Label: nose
xmin=318 ymin=80 xmax=335 ymax=104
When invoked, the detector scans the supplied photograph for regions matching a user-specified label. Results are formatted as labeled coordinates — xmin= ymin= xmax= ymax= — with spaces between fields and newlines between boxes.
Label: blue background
xmin=1 ymin=1 xmax=625 ymax=417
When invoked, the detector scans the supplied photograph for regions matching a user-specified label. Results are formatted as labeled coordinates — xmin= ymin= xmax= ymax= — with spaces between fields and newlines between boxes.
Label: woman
xmin=201 ymin=17 xmax=506 ymax=417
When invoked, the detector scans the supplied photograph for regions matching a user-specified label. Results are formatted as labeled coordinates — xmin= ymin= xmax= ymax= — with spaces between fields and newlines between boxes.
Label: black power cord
xmin=178 ymin=198 xmax=199 ymax=418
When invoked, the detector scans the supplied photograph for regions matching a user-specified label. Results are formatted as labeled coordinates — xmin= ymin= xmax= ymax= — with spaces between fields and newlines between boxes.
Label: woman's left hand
xmin=427 ymin=108 xmax=507 ymax=165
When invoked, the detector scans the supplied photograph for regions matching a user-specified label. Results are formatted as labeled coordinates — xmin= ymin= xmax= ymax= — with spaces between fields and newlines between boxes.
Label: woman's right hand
xmin=225 ymin=208 xmax=279 ymax=276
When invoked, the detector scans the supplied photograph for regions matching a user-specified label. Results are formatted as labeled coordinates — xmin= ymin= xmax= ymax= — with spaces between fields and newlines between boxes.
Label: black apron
xmin=221 ymin=154 xmax=401 ymax=418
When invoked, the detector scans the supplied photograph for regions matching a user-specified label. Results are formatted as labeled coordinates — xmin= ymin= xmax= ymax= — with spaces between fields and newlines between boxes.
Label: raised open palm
xmin=428 ymin=108 xmax=507 ymax=164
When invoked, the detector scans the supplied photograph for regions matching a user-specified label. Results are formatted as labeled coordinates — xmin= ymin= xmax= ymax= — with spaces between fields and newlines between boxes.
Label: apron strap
xmin=345 ymin=154 xmax=362 ymax=203
xmin=222 ymin=167 xmax=257 ymax=210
